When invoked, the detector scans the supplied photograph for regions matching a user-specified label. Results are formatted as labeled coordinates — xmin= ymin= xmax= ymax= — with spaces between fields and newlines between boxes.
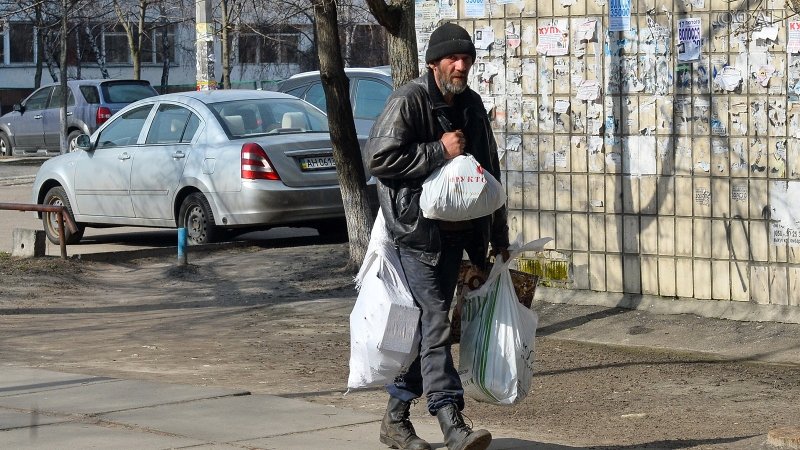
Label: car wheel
xmin=0 ymin=133 xmax=11 ymax=157
xmin=42 ymin=186 xmax=85 ymax=245
xmin=179 ymin=193 xmax=217 ymax=245
xmin=67 ymin=130 xmax=82 ymax=153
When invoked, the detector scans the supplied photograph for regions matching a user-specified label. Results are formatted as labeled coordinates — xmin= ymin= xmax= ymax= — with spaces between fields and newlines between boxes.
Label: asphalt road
xmin=0 ymin=158 xmax=319 ymax=256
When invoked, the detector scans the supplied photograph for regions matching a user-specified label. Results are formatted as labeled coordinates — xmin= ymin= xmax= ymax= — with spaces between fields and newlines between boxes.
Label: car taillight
xmin=241 ymin=143 xmax=280 ymax=180
xmin=96 ymin=106 xmax=112 ymax=126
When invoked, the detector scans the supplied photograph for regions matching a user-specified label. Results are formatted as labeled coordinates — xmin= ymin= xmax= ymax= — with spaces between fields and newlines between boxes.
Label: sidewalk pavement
xmin=3 ymin=300 xmax=800 ymax=449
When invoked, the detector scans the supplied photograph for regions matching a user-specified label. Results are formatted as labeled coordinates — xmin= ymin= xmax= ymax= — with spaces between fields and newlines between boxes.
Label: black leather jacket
xmin=366 ymin=71 xmax=509 ymax=266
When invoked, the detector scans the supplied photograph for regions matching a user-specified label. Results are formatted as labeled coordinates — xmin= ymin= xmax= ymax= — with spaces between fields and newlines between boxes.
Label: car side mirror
xmin=12 ymin=103 xmax=23 ymax=113
xmin=75 ymin=134 xmax=92 ymax=152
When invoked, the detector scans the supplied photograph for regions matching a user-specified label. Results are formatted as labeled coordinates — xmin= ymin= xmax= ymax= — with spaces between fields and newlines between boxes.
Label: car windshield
xmin=209 ymin=98 xmax=330 ymax=139
xmin=101 ymin=82 xmax=158 ymax=103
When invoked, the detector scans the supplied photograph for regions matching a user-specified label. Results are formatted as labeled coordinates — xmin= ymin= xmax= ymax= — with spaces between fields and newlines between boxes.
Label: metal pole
xmin=178 ymin=227 xmax=188 ymax=265
xmin=195 ymin=0 xmax=216 ymax=90
xmin=57 ymin=211 xmax=66 ymax=259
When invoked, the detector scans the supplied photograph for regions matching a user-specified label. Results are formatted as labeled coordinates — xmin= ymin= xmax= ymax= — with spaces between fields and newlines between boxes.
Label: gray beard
xmin=441 ymin=80 xmax=467 ymax=96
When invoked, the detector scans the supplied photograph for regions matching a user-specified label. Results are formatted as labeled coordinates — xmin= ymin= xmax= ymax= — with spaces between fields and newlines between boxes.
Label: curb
xmin=0 ymin=175 xmax=35 ymax=186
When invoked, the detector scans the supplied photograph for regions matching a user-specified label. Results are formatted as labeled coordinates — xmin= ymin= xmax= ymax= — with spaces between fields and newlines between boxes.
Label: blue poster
xmin=609 ymin=0 xmax=631 ymax=32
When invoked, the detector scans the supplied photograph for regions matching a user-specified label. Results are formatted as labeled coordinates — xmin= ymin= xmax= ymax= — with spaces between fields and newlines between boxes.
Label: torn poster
xmin=789 ymin=21 xmax=800 ymax=54
xmin=576 ymin=80 xmax=601 ymax=100
xmin=755 ymin=65 xmax=775 ymax=87
xmin=554 ymin=99 xmax=571 ymax=113
xmin=677 ymin=18 xmax=702 ymax=62
xmin=752 ymin=26 xmax=779 ymax=43
xmin=415 ymin=0 xmax=440 ymax=28
xmin=609 ymin=0 xmax=631 ymax=31
xmin=712 ymin=66 xmax=742 ymax=91
xmin=439 ymin=0 xmax=457 ymax=19
xmin=474 ymin=27 xmax=495 ymax=50
xmin=537 ymin=23 xmax=569 ymax=56
xmin=575 ymin=19 xmax=597 ymax=42
xmin=465 ymin=0 xmax=485 ymax=18
xmin=506 ymin=24 xmax=521 ymax=50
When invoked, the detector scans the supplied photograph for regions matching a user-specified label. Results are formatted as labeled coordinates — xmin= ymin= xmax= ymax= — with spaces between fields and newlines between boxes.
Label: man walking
xmin=366 ymin=22 xmax=510 ymax=450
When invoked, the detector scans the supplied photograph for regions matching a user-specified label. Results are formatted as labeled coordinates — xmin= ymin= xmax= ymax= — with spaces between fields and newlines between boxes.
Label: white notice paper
xmin=474 ymin=27 xmax=495 ymax=50
xmin=713 ymin=66 xmax=742 ymax=91
xmin=537 ymin=24 xmax=569 ymax=56
xmin=465 ymin=0 xmax=486 ymax=17
xmin=609 ymin=0 xmax=631 ymax=32
xmin=576 ymin=80 xmax=601 ymax=100
xmin=789 ymin=21 xmax=800 ymax=54
xmin=677 ymin=18 xmax=702 ymax=62
xmin=554 ymin=99 xmax=571 ymax=113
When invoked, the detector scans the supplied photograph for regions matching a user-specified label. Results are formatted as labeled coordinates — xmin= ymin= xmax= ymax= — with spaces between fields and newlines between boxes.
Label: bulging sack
xmin=458 ymin=237 xmax=552 ymax=405
xmin=420 ymin=154 xmax=506 ymax=221
xmin=348 ymin=211 xmax=420 ymax=389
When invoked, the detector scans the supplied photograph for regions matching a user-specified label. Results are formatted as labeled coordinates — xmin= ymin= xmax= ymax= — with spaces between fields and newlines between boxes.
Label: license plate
xmin=300 ymin=156 xmax=336 ymax=171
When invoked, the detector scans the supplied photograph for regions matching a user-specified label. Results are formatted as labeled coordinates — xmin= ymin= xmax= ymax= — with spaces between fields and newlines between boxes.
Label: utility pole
xmin=195 ymin=0 xmax=216 ymax=90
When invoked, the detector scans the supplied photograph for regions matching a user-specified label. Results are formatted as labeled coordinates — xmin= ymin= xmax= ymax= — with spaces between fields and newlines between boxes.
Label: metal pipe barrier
xmin=0 ymin=202 xmax=79 ymax=259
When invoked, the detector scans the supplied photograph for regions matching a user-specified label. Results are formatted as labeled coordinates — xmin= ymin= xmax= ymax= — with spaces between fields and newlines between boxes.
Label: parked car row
xmin=0 ymin=79 xmax=159 ymax=157
xmin=32 ymin=90 xmax=377 ymax=246
xmin=25 ymin=68 xmax=395 ymax=246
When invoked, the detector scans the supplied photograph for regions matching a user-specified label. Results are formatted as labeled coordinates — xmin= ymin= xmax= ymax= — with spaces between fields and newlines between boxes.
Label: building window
xmin=104 ymin=24 xmax=130 ymax=63
xmin=9 ymin=23 xmax=35 ymax=63
xmin=261 ymin=33 xmax=299 ymax=64
xmin=237 ymin=26 xmax=299 ymax=65
xmin=142 ymin=23 xmax=176 ymax=64
xmin=238 ymin=32 xmax=259 ymax=64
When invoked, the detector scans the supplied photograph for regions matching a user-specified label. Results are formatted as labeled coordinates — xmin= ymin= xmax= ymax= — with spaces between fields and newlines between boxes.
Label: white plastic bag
xmin=347 ymin=211 xmax=421 ymax=389
xmin=458 ymin=237 xmax=552 ymax=405
xmin=420 ymin=154 xmax=506 ymax=221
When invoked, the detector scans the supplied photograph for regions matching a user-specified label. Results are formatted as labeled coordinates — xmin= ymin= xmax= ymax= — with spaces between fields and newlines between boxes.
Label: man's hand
xmin=441 ymin=130 xmax=466 ymax=159
xmin=491 ymin=247 xmax=510 ymax=264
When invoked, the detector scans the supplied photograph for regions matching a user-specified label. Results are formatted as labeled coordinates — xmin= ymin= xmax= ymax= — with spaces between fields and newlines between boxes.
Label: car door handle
xmin=118 ymin=152 xmax=131 ymax=161
xmin=172 ymin=151 xmax=186 ymax=159
xmin=34 ymin=115 xmax=42 ymax=119
xmin=66 ymin=112 xmax=72 ymax=116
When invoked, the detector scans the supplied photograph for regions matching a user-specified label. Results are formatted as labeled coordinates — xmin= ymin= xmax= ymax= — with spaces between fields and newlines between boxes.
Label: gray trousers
xmin=386 ymin=229 xmax=478 ymax=415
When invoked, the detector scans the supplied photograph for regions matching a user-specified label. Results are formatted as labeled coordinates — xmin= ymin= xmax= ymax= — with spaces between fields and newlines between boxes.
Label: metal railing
xmin=0 ymin=202 xmax=78 ymax=259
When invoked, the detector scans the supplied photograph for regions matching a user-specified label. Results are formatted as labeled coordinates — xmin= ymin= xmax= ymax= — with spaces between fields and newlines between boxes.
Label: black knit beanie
xmin=425 ymin=23 xmax=476 ymax=64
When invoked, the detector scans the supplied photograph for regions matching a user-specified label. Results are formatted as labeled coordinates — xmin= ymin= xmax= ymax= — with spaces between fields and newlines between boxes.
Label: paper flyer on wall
xmin=677 ymin=18 xmax=702 ymax=62
xmin=536 ymin=23 xmax=569 ymax=56
xmin=608 ymin=0 xmax=631 ymax=32
xmin=438 ymin=0 xmax=457 ymax=19
xmin=465 ymin=0 xmax=486 ymax=18
xmin=789 ymin=21 xmax=800 ymax=54
xmin=415 ymin=0 xmax=440 ymax=28
xmin=770 ymin=181 xmax=800 ymax=246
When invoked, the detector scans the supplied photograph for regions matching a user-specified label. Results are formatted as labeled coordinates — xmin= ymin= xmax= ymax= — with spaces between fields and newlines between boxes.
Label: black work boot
xmin=435 ymin=404 xmax=492 ymax=450
xmin=379 ymin=397 xmax=432 ymax=450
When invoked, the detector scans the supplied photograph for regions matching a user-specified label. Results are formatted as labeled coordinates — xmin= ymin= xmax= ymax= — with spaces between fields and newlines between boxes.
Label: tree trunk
xmin=365 ymin=0 xmax=419 ymax=87
xmin=59 ymin=0 xmax=69 ymax=155
xmin=159 ymin=15 xmax=170 ymax=93
xmin=85 ymin=23 xmax=110 ymax=79
xmin=34 ymin=4 xmax=43 ymax=88
xmin=311 ymin=0 xmax=374 ymax=271
xmin=221 ymin=0 xmax=231 ymax=89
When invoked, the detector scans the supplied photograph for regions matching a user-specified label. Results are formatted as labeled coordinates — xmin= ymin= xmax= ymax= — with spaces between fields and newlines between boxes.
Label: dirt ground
xmin=1 ymin=242 xmax=800 ymax=449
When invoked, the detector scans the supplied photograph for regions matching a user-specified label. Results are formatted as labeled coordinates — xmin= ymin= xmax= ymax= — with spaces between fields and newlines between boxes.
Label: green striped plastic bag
xmin=458 ymin=237 xmax=550 ymax=405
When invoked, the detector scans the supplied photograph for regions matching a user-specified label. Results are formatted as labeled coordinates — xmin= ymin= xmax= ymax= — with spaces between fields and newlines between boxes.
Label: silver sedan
xmin=32 ymin=90 xmax=369 ymax=245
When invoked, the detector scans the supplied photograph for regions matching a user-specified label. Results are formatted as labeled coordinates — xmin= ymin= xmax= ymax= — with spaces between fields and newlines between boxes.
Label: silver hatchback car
xmin=32 ymin=90 xmax=369 ymax=245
